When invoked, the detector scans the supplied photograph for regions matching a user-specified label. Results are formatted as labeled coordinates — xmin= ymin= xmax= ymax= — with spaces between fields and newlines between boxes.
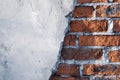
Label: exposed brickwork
xmin=108 ymin=50 xmax=120 ymax=62
xmin=70 ymin=20 xmax=108 ymax=32
xmin=77 ymin=0 xmax=108 ymax=3
xmin=50 ymin=0 xmax=120 ymax=80
xmin=61 ymin=48 xmax=103 ymax=60
xmin=73 ymin=6 xmax=94 ymax=18
xmin=57 ymin=64 xmax=80 ymax=76
xmin=79 ymin=36 xmax=120 ymax=46
xmin=83 ymin=64 xmax=120 ymax=75
xmin=113 ymin=20 xmax=120 ymax=32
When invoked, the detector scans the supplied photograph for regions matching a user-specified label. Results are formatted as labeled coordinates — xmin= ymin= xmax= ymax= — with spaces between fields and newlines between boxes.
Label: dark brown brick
xmin=78 ymin=35 xmax=120 ymax=46
xmin=108 ymin=50 xmax=120 ymax=62
xmin=73 ymin=6 xmax=94 ymax=18
xmin=57 ymin=64 xmax=80 ymax=76
xmin=77 ymin=0 xmax=108 ymax=3
xmin=83 ymin=64 xmax=120 ymax=75
xmin=50 ymin=76 xmax=89 ymax=80
xmin=63 ymin=35 xmax=76 ymax=46
xmin=61 ymin=48 xmax=103 ymax=60
xmin=70 ymin=20 xmax=108 ymax=32
xmin=50 ymin=76 xmax=75 ymax=80
xmin=113 ymin=20 xmax=120 ymax=32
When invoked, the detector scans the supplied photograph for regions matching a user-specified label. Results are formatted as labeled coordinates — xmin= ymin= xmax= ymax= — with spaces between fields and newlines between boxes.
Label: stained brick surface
xmin=63 ymin=35 xmax=76 ymax=46
xmin=113 ymin=20 xmax=120 ymax=32
xmin=83 ymin=64 xmax=120 ymax=75
xmin=77 ymin=0 xmax=108 ymax=3
xmin=73 ymin=6 xmax=94 ymax=18
xmin=96 ymin=5 xmax=120 ymax=18
xmin=108 ymin=50 xmax=120 ymax=62
xmin=61 ymin=48 xmax=103 ymax=60
xmin=57 ymin=64 xmax=80 ymax=76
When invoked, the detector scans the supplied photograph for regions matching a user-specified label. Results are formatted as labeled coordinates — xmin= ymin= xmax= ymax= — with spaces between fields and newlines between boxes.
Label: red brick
xmin=61 ymin=48 xmax=103 ymax=60
xmin=96 ymin=5 xmax=120 ymax=18
xmin=73 ymin=6 xmax=94 ymax=18
xmin=57 ymin=64 xmax=80 ymax=76
xmin=50 ymin=76 xmax=75 ymax=80
xmin=63 ymin=35 xmax=76 ymax=46
xmin=77 ymin=0 xmax=108 ymax=3
xmin=83 ymin=64 xmax=120 ymax=75
xmin=50 ymin=76 xmax=89 ymax=80
xmin=108 ymin=50 xmax=120 ymax=62
xmin=78 ymin=35 xmax=120 ymax=46
xmin=113 ymin=20 xmax=120 ymax=32
xmin=70 ymin=20 xmax=108 ymax=32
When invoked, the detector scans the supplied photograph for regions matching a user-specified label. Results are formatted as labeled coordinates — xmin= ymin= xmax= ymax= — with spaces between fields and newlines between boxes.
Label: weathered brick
xmin=113 ymin=0 xmax=120 ymax=2
xmin=50 ymin=76 xmax=75 ymax=80
xmin=113 ymin=20 xmax=120 ymax=32
xmin=61 ymin=48 xmax=103 ymax=60
xmin=63 ymin=35 xmax=76 ymax=46
xmin=96 ymin=5 xmax=120 ymax=18
xmin=73 ymin=6 xmax=94 ymax=18
xmin=70 ymin=20 xmax=108 ymax=32
xmin=83 ymin=64 xmax=120 ymax=75
xmin=78 ymin=35 xmax=120 ymax=46
xmin=57 ymin=64 xmax=80 ymax=76
xmin=108 ymin=50 xmax=120 ymax=62
xmin=50 ymin=76 xmax=89 ymax=80
xmin=77 ymin=0 xmax=108 ymax=3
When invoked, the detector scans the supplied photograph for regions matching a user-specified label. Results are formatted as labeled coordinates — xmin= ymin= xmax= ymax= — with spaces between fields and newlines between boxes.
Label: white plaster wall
xmin=0 ymin=0 xmax=73 ymax=80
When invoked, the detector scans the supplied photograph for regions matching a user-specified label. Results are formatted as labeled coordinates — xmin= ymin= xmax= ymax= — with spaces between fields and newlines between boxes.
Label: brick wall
xmin=50 ymin=0 xmax=120 ymax=80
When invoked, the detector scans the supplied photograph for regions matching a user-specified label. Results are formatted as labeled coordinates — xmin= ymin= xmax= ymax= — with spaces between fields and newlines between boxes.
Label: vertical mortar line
xmin=89 ymin=76 xmax=94 ymax=80
xmin=79 ymin=63 xmax=84 ymax=78
xmin=93 ymin=5 xmax=97 ymax=20
xmin=107 ymin=19 xmax=113 ymax=33
xmin=103 ymin=47 xmax=109 ymax=64
xmin=75 ymin=33 xmax=79 ymax=48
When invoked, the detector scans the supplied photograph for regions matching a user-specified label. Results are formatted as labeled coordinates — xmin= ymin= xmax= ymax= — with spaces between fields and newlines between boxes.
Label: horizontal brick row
xmin=70 ymin=20 xmax=120 ymax=32
xmin=64 ymin=35 xmax=120 ymax=46
xmin=57 ymin=64 xmax=80 ymax=76
xmin=73 ymin=5 xmax=120 ymax=18
xmin=70 ymin=20 xmax=108 ymax=32
xmin=77 ymin=0 xmax=120 ymax=4
xmin=79 ymin=35 xmax=120 ymax=46
xmin=61 ymin=48 xmax=103 ymax=60
xmin=50 ymin=76 xmax=89 ymax=80
xmin=77 ymin=0 xmax=108 ymax=4
xmin=83 ymin=64 xmax=120 ymax=75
